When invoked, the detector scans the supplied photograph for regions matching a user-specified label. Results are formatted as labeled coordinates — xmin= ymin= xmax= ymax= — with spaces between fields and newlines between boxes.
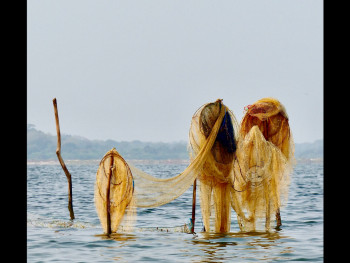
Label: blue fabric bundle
xmin=216 ymin=110 xmax=236 ymax=154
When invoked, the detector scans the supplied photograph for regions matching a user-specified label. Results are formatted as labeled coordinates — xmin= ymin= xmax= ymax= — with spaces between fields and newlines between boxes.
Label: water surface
xmin=27 ymin=160 xmax=323 ymax=262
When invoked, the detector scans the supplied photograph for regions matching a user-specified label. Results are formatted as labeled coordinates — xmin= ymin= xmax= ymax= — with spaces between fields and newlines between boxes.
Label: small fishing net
xmin=232 ymin=97 xmax=295 ymax=231
xmin=94 ymin=149 xmax=136 ymax=233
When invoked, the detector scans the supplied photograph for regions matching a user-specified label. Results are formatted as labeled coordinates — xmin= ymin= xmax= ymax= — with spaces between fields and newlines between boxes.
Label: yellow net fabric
xmin=94 ymin=98 xmax=295 ymax=234
xmin=94 ymin=149 xmax=136 ymax=233
xmin=94 ymin=100 xmax=229 ymax=233
xmin=231 ymin=97 xmax=295 ymax=231
xmin=129 ymin=100 xmax=228 ymax=208
xmin=188 ymin=100 xmax=239 ymax=233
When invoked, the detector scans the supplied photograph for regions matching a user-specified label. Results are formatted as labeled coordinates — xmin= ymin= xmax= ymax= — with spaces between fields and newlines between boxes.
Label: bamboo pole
xmin=52 ymin=98 xmax=75 ymax=220
xmin=276 ymin=208 xmax=282 ymax=229
xmin=191 ymin=179 xmax=197 ymax=234
xmin=106 ymin=154 xmax=114 ymax=235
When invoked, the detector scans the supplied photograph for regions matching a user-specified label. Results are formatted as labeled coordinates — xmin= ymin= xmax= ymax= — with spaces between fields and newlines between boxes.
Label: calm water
xmin=27 ymin=160 xmax=323 ymax=262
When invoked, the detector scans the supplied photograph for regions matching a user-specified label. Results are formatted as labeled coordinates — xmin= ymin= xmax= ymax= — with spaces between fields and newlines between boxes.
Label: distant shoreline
xmin=28 ymin=126 xmax=323 ymax=161
xmin=26 ymin=159 xmax=191 ymax=166
xmin=294 ymin=158 xmax=323 ymax=164
xmin=27 ymin=158 xmax=323 ymax=166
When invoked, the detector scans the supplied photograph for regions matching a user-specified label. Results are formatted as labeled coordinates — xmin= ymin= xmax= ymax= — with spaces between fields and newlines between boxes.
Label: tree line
xmin=27 ymin=124 xmax=189 ymax=160
xmin=27 ymin=124 xmax=323 ymax=161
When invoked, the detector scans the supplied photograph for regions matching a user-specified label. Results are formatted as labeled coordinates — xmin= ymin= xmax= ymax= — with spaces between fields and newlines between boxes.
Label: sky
xmin=27 ymin=0 xmax=323 ymax=144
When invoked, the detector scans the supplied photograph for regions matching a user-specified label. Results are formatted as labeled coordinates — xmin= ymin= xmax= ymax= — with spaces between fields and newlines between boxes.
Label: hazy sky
xmin=27 ymin=0 xmax=323 ymax=144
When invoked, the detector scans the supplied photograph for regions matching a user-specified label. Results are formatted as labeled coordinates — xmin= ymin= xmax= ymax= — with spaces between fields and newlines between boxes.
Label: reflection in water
xmin=188 ymin=230 xmax=294 ymax=262
xmin=95 ymin=232 xmax=137 ymax=243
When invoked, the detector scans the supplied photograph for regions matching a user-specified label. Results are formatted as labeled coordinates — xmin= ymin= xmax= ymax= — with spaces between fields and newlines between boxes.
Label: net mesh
xmin=231 ymin=97 xmax=295 ymax=231
xmin=94 ymin=100 xmax=229 ymax=234
xmin=129 ymin=100 xmax=228 ymax=209
xmin=188 ymin=100 xmax=239 ymax=233
xmin=94 ymin=98 xmax=295 ymax=234
xmin=94 ymin=149 xmax=136 ymax=233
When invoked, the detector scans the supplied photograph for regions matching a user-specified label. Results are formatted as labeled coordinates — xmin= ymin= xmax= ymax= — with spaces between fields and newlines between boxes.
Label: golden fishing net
xmin=94 ymin=98 xmax=295 ymax=234
xmin=231 ymin=97 xmax=295 ymax=231
xmin=94 ymin=100 xmax=229 ymax=233
xmin=188 ymin=99 xmax=239 ymax=233
xmin=129 ymin=100 xmax=229 ymax=209
xmin=94 ymin=149 xmax=136 ymax=233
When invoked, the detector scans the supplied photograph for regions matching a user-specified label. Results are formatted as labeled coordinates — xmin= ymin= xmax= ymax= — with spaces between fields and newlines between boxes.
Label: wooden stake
xmin=106 ymin=154 xmax=114 ymax=235
xmin=52 ymin=98 xmax=75 ymax=220
xmin=191 ymin=179 xmax=197 ymax=233
xmin=276 ymin=208 xmax=282 ymax=229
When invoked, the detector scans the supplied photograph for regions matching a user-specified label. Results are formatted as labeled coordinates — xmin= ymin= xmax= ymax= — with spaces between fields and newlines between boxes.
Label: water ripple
xmin=27 ymin=162 xmax=323 ymax=262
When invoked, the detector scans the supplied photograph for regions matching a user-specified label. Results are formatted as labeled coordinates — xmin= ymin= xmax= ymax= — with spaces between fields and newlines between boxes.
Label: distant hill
xmin=294 ymin=139 xmax=323 ymax=159
xmin=27 ymin=124 xmax=323 ymax=161
xmin=27 ymin=124 xmax=189 ymax=161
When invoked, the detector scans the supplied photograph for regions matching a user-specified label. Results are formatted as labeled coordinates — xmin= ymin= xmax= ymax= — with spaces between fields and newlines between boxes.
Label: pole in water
xmin=52 ymin=98 xmax=75 ymax=220
xmin=191 ymin=179 xmax=197 ymax=234
xmin=106 ymin=154 xmax=114 ymax=235
xmin=276 ymin=208 xmax=282 ymax=229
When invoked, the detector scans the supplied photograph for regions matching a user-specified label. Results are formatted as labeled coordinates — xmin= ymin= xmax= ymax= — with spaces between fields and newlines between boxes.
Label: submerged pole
xmin=53 ymin=98 xmax=75 ymax=220
xmin=106 ymin=154 xmax=114 ymax=235
xmin=276 ymin=208 xmax=282 ymax=229
xmin=191 ymin=179 xmax=197 ymax=233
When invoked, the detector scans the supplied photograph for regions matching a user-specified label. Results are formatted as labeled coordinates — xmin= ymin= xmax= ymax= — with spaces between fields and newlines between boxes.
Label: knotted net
xmin=231 ymin=97 xmax=295 ymax=231
xmin=94 ymin=149 xmax=136 ymax=233
xmin=94 ymin=98 xmax=295 ymax=234
xmin=188 ymin=99 xmax=239 ymax=233
xmin=129 ymin=100 xmax=228 ymax=208
xmin=95 ymin=100 xmax=230 ymax=233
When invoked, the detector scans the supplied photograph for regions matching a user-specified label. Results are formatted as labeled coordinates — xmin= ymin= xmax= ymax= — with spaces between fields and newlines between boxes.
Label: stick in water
xmin=106 ymin=155 xmax=114 ymax=235
xmin=52 ymin=98 xmax=75 ymax=220
xmin=191 ymin=179 xmax=197 ymax=234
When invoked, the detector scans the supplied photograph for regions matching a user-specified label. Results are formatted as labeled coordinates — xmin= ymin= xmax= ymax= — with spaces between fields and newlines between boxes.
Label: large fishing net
xmin=231 ymin=97 xmax=295 ymax=231
xmin=94 ymin=98 xmax=295 ymax=234
xmin=129 ymin=100 xmax=229 ymax=209
xmin=94 ymin=100 xmax=230 ymax=233
xmin=188 ymin=99 xmax=239 ymax=233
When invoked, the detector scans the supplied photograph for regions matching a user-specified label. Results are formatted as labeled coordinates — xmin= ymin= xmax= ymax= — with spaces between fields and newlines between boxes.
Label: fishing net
xmin=129 ymin=100 xmax=229 ymax=209
xmin=240 ymin=97 xmax=294 ymax=161
xmin=94 ymin=149 xmax=136 ymax=233
xmin=231 ymin=97 xmax=295 ymax=231
xmin=94 ymin=98 xmax=295 ymax=234
xmin=188 ymin=99 xmax=239 ymax=233
xmin=94 ymin=100 xmax=229 ymax=234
